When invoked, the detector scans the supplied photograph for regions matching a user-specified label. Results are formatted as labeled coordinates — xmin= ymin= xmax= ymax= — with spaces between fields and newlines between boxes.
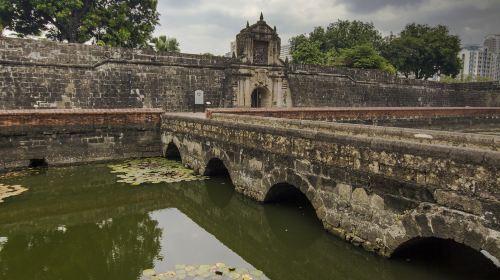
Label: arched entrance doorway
xmin=251 ymin=87 xmax=269 ymax=108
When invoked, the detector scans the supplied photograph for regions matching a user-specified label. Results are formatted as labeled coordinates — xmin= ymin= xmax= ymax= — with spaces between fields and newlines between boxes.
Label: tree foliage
xmin=291 ymin=40 xmax=326 ymax=65
xmin=289 ymin=20 xmax=393 ymax=73
xmin=340 ymin=44 xmax=396 ymax=74
xmin=2 ymin=0 xmax=159 ymax=48
xmin=151 ymin=35 xmax=180 ymax=52
xmin=290 ymin=20 xmax=384 ymax=55
xmin=382 ymin=23 xmax=461 ymax=79
xmin=0 ymin=0 xmax=12 ymax=35
xmin=1 ymin=0 xmax=45 ymax=37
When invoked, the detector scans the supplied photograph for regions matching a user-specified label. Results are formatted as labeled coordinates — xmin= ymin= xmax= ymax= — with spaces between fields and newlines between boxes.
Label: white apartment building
xmin=280 ymin=44 xmax=292 ymax=61
xmin=225 ymin=41 xmax=237 ymax=58
xmin=460 ymin=35 xmax=500 ymax=81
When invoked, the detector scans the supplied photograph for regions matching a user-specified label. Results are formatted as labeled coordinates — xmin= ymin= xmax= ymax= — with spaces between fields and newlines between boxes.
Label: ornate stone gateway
xmin=232 ymin=13 xmax=292 ymax=108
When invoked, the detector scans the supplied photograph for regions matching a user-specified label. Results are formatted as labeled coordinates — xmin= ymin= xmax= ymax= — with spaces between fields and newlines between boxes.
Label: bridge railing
xmin=208 ymin=113 xmax=500 ymax=151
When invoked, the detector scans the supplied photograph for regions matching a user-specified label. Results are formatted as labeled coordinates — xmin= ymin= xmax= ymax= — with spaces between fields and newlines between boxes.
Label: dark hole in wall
xmin=165 ymin=143 xmax=181 ymax=161
xmin=204 ymin=158 xmax=229 ymax=177
xmin=29 ymin=158 xmax=48 ymax=168
xmin=392 ymin=237 xmax=500 ymax=279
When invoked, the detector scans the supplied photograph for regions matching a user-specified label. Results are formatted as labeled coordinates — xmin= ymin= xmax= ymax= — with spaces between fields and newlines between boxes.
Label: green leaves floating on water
xmin=0 ymin=184 xmax=28 ymax=203
xmin=142 ymin=263 xmax=266 ymax=280
xmin=109 ymin=158 xmax=207 ymax=186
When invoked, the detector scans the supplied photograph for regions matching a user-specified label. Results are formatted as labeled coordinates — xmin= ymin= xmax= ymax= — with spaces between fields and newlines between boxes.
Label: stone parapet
xmin=208 ymin=113 xmax=500 ymax=151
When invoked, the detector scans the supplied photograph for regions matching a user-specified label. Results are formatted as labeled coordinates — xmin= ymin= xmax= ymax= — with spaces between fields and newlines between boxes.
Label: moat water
xmin=0 ymin=163 xmax=498 ymax=280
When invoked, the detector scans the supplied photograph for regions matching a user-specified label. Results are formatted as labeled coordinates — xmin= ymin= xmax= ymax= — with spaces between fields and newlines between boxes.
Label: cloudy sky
xmin=153 ymin=0 xmax=500 ymax=55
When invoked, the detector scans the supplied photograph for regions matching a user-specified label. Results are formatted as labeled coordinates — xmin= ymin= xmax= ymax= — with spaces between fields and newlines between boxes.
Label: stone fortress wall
xmin=0 ymin=38 xmax=234 ymax=111
xmin=1 ymin=37 xmax=500 ymax=111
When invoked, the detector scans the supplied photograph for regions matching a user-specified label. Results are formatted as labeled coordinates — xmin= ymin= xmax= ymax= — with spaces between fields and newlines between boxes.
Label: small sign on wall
xmin=195 ymin=90 xmax=204 ymax=105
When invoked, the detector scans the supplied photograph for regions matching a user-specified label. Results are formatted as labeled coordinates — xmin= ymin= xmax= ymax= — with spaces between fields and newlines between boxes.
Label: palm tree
xmin=151 ymin=35 xmax=180 ymax=52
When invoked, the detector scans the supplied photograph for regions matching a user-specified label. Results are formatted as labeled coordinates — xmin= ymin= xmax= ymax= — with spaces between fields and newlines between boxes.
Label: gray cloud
xmin=339 ymin=0 xmax=425 ymax=13
xmin=153 ymin=0 xmax=500 ymax=55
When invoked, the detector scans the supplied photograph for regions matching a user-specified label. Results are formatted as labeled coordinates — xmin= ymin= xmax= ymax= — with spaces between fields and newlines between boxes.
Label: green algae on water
xmin=109 ymin=158 xmax=207 ymax=186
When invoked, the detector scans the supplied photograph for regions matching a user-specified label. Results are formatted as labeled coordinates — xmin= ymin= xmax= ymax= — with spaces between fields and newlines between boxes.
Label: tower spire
xmin=260 ymin=12 xmax=264 ymax=21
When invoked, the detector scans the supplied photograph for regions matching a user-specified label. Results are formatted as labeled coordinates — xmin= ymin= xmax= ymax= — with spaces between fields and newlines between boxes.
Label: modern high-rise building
xmin=484 ymin=34 xmax=500 ymax=54
xmin=459 ymin=35 xmax=500 ymax=81
xmin=224 ymin=41 xmax=237 ymax=58
xmin=280 ymin=44 xmax=292 ymax=61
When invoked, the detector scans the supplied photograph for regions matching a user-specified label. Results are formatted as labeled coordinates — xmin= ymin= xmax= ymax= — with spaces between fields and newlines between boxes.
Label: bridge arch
xmin=391 ymin=237 xmax=500 ymax=273
xmin=387 ymin=209 xmax=500 ymax=267
xmin=165 ymin=142 xmax=182 ymax=161
xmin=201 ymin=147 xmax=234 ymax=183
xmin=262 ymin=168 xmax=325 ymax=222
xmin=204 ymin=158 xmax=230 ymax=177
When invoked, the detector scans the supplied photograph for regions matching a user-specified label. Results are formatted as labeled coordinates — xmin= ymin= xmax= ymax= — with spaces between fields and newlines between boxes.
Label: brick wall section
xmin=0 ymin=109 xmax=163 ymax=127
xmin=0 ymin=109 xmax=164 ymax=169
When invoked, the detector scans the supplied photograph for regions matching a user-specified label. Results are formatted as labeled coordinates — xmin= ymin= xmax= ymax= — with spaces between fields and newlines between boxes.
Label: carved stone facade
xmin=233 ymin=13 xmax=292 ymax=108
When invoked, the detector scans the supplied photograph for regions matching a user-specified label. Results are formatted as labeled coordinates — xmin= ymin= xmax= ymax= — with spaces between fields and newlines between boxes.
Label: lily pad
xmin=0 ymin=184 xmax=28 ymax=203
xmin=143 ymin=269 xmax=156 ymax=277
xmin=142 ymin=264 xmax=267 ymax=280
xmin=109 ymin=158 xmax=207 ymax=186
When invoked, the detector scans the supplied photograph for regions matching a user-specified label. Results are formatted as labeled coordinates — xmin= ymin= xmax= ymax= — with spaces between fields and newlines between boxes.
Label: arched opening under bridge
xmin=165 ymin=142 xmax=182 ymax=161
xmin=391 ymin=237 xmax=500 ymax=278
xmin=264 ymin=183 xmax=323 ymax=247
xmin=204 ymin=158 xmax=230 ymax=177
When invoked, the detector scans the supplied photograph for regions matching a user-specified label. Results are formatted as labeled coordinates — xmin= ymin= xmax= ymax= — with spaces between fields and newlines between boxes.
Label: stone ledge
xmin=208 ymin=113 xmax=500 ymax=151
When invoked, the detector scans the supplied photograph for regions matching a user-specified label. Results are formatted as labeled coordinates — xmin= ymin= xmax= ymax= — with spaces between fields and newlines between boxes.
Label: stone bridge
xmin=162 ymin=113 xmax=500 ymax=263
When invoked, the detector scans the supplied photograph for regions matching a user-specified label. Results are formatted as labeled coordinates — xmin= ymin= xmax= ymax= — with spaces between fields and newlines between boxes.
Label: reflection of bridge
xmin=162 ymin=109 xmax=500 ymax=264
xmin=0 ymin=166 xmax=410 ymax=280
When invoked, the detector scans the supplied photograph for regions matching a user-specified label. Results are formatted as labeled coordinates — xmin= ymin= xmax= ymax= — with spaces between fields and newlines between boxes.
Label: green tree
xmin=383 ymin=23 xmax=461 ymax=79
xmin=289 ymin=19 xmax=388 ymax=69
xmin=322 ymin=20 xmax=384 ymax=52
xmin=151 ymin=35 xmax=180 ymax=52
xmin=0 ymin=0 xmax=12 ymax=36
xmin=291 ymin=40 xmax=326 ymax=65
xmin=290 ymin=20 xmax=384 ymax=55
xmin=4 ymin=0 xmax=159 ymax=48
xmin=93 ymin=0 xmax=160 ymax=48
xmin=1 ymin=0 xmax=44 ymax=37
xmin=340 ymin=44 xmax=396 ymax=74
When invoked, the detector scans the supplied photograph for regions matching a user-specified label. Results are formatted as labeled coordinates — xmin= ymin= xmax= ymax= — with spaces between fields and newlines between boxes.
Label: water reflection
xmin=0 ymin=164 xmax=498 ymax=280
xmin=0 ymin=214 xmax=162 ymax=280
